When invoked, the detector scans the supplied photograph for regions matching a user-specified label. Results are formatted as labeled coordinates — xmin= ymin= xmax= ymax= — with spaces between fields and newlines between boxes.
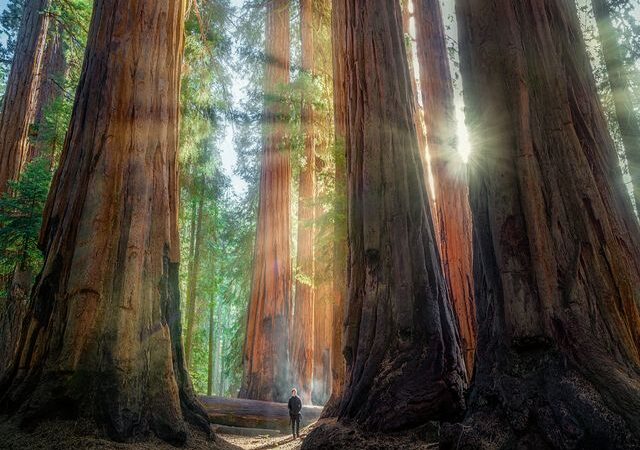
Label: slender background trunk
xmin=591 ymin=0 xmax=640 ymax=210
xmin=0 ymin=0 xmax=50 ymax=194
xmin=413 ymin=0 xmax=476 ymax=377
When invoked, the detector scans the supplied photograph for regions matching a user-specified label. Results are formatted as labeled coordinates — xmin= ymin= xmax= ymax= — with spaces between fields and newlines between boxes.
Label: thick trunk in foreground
xmin=0 ymin=0 xmax=50 ymax=194
xmin=443 ymin=0 xmax=640 ymax=447
xmin=319 ymin=0 xmax=466 ymax=432
xmin=322 ymin=0 xmax=347 ymax=418
xmin=240 ymin=0 xmax=292 ymax=403
xmin=591 ymin=0 xmax=640 ymax=210
xmin=291 ymin=0 xmax=316 ymax=404
xmin=0 ymin=1 xmax=210 ymax=445
xmin=413 ymin=0 xmax=476 ymax=377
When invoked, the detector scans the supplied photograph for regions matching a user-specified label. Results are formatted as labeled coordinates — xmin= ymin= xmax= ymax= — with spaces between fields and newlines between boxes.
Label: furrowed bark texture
xmin=444 ymin=0 xmax=640 ymax=447
xmin=0 ymin=0 xmax=50 ymax=194
xmin=334 ymin=0 xmax=466 ymax=431
xmin=240 ymin=0 xmax=292 ymax=403
xmin=322 ymin=0 xmax=347 ymax=418
xmin=591 ymin=0 xmax=640 ymax=210
xmin=414 ymin=0 xmax=476 ymax=377
xmin=0 ymin=0 xmax=211 ymax=445
xmin=291 ymin=0 xmax=316 ymax=404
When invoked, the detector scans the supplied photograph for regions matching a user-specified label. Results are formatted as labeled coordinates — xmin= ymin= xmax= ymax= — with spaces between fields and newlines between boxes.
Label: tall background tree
xmin=0 ymin=0 xmax=50 ymax=195
xmin=444 ymin=0 xmax=640 ymax=447
xmin=290 ymin=0 xmax=316 ymax=404
xmin=0 ymin=0 xmax=211 ymax=444
xmin=412 ymin=0 xmax=476 ymax=377
xmin=240 ymin=0 xmax=293 ymax=403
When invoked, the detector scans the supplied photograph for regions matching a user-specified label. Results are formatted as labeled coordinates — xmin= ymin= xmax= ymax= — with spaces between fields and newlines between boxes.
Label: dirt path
xmin=218 ymin=433 xmax=303 ymax=450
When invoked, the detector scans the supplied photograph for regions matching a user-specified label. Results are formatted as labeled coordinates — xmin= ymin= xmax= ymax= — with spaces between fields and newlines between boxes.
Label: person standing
xmin=287 ymin=388 xmax=302 ymax=438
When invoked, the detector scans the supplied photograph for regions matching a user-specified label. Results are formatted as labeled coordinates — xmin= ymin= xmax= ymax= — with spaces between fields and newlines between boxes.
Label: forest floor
xmin=0 ymin=416 xmax=305 ymax=450
xmin=0 ymin=417 xmax=439 ymax=449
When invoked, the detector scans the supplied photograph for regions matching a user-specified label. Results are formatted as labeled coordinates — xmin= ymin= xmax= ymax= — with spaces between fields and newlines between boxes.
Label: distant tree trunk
xmin=0 ymin=0 xmax=50 ymax=194
xmin=401 ymin=0 xmax=431 ymax=198
xmin=291 ymin=0 xmax=316 ymax=405
xmin=240 ymin=0 xmax=292 ymax=403
xmin=325 ymin=0 xmax=466 ymax=432
xmin=312 ymin=281 xmax=332 ymax=405
xmin=28 ymin=24 xmax=66 ymax=161
xmin=443 ymin=0 xmax=640 ymax=447
xmin=592 ymin=0 xmax=640 ymax=210
xmin=207 ymin=301 xmax=215 ymax=396
xmin=322 ymin=0 xmax=347 ymax=418
xmin=413 ymin=0 xmax=476 ymax=377
xmin=0 ymin=0 xmax=210 ymax=444
xmin=185 ymin=189 xmax=205 ymax=368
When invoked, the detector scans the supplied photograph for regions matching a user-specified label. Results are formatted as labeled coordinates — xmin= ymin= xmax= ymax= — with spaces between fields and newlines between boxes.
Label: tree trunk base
xmin=440 ymin=356 xmax=640 ymax=450
xmin=301 ymin=419 xmax=438 ymax=450
xmin=0 ymin=415 xmax=233 ymax=450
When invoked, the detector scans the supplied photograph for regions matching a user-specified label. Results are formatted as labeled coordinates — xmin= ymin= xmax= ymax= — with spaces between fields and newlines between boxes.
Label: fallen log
xmin=199 ymin=396 xmax=323 ymax=431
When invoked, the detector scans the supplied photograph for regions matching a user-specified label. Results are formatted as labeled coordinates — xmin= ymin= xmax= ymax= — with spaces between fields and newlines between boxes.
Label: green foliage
xmin=0 ymin=158 xmax=51 ymax=278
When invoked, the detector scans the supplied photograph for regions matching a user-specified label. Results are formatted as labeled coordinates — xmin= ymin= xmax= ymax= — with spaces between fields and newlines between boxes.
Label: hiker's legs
xmin=295 ymin=417 xmax=300 ymax=437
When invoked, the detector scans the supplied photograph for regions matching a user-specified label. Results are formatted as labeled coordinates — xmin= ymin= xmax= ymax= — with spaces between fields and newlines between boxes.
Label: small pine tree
xmin=0 ymin=157 xmax=51 ymax=281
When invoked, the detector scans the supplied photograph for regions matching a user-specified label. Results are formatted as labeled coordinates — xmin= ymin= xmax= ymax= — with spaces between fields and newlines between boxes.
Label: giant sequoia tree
xmin=444 ymin=0 xmax=640 ymax=447
xmin=240 ymin=0 xmax=292 ymax=403
xmin=290 ymin=0 xmax=316 ymax=404
xmin=413 ymin=0 xmax=476 ymax=377
xmin=0 ymin=0 xmax=211 ymax=444
xmin=317 ymin=0 xmax=466 ymax=432
xmin=0 ymin=0 xmax=50 ymax=194
xmin=322 ymin=0 xmax=347 ymax=418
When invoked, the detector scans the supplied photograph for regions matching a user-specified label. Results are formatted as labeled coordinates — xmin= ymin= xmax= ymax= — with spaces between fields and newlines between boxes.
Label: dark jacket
xmin=288 ymin=395 xmax=302 ymax=417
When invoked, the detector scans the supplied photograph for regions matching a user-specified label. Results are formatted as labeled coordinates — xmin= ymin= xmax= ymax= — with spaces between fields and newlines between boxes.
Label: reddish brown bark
xmin=313 ymin=0 xmax=466 ymax=434
xmin=413 ymin=0 xmax=476 ymax=377
xmin=290 ymin=0 xmax=316 ymax=405
xmin=322 ymin=0 xmax=347 ymax=419
xmin=312 ymin=279 xmax=332 ymax=406
xmin=240 ymin=0 xmax=292 ymax=403
xmin=0 ymin=0 xmax=210 ymax=444
xmin=443 ymin=0 xmax=640 ymax=447
xmin=0 ymin=0 xmax=50 ymax=194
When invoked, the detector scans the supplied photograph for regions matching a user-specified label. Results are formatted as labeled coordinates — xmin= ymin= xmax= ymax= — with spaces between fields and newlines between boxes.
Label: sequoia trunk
xmin=325 ymin=0 xmax=466 ymax=432
xmin=591 ymin=0 xmax=640 ymax=210
xmin=413 ymin=0 xmax=476 ymax=376
xmin=444 ymin=0 xmax=640 ymax=447
xmin=291 ymin=0 xmax=315 ymax=404
xmin=0 ymin=0 xmax=50 ymax=194
xmin=0 ymin=0 xmax=210 ymax=444
xmin=322 ymin=0 xmax=347 ymax=418
xmin=240 ymin=0 xmax=292 ymax=403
